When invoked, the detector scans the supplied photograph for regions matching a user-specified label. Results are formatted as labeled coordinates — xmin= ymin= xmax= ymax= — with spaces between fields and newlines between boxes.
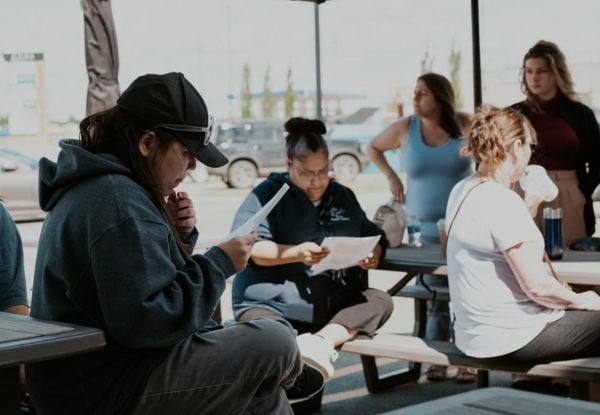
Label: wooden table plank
xmin=382 ymin=387 xmax=600 ymax=414
xmin=0 ymin=312 xmax=106 ymax=415
xmin=0 ymin=330 xmax=39 ymax=343
xmin=0 ymin=312 xmax=105 ymax=367
xmin=381 ymin=245 xmax=600 ymax=285
xmin=0 ymin=313 xmax=73 ymax=336
xmin=466 ymin=395 xmax=594 ymax=415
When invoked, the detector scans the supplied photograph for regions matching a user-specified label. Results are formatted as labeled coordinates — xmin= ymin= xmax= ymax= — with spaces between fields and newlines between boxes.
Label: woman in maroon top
xmin=512 ymin=40 xmax=600 ymax=244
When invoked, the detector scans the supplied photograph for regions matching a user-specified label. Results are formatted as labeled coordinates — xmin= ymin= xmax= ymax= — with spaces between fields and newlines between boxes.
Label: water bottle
xmin=543 ymin=207 xmax=563 ymax=259
xmin=543 ymin=207 xmax=552 ymax=254
xmin=552 ymin=208 xmax=563 ymax=259
xmin=406 ymin=213 xmax=422 ymax=248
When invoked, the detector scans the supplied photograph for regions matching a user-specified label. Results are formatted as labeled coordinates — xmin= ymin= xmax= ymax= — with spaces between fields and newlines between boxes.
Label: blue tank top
xmin=403 ymin=115 xmax=472 ymax=239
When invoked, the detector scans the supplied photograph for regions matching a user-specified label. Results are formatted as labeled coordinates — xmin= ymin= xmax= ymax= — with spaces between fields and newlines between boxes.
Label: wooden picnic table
xmin=381 ymin=244 xmax=600 ymax=285
xmin=0 ymin=312 xmax=105 ymax=415
xmin=381 ymin=386 xmax=600 ymax=414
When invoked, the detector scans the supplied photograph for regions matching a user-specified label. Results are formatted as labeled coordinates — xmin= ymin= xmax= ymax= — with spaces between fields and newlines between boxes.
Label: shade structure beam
xmin=81 ymin=0 xmax=120 ymax=116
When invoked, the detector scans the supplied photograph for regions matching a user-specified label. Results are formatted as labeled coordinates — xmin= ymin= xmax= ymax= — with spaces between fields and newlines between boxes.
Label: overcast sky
xmin=1 ymin=0 xmax=600 ymax=122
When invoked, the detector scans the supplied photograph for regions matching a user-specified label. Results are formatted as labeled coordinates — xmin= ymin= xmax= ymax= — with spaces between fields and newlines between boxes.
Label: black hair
xmin=79 ymin=106 xmax=190 ymax=256
xmin=284 ymin=117 xmax=329 ymax=161
xmin=417 ymin=73 xmax=463 ymax=138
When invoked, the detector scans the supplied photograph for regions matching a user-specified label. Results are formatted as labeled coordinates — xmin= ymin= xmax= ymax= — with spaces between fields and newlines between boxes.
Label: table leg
xmin=0 ymin=365 xmax=20 ymax=415
xmin=360 ymin=355 xmax=422 ymax=393
xmin=570 ymin=380 xmax=590 ymax=400
xmin=358 ymin=272 xmax=426 ymax=393
xmin=387 ymin=272 xmax=420 ymax=296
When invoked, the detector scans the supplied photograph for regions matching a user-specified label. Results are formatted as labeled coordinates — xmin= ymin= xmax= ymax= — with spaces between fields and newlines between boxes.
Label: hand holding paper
xmin=358 ymin=243 xmax=382 ymax=270
xmin=224 ymin=183 xmax=289 ymax=242
xmin=311 ymin=235 xmax=381 ymax=275
xmin=295 ymin=242 xmax=330 ymax=266
xmin=217 ymin=232 xmax=256 ymax=273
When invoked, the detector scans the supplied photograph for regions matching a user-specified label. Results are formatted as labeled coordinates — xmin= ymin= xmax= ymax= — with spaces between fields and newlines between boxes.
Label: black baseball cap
xmin=117 ymin=72 xmax=228 ymax=168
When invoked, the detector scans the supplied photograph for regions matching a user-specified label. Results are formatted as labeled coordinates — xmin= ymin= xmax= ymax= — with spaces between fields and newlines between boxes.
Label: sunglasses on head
xmin=154 ymin=115 xmax=214 ymax=146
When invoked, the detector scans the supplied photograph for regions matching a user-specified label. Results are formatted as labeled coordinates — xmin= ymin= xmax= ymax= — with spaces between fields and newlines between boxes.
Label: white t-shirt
xmin=445 ymin=179 xmax=564 ymax=358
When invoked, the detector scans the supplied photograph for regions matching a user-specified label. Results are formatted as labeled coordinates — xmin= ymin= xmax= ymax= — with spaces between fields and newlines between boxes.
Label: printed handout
xmin=311 ymin=235 xmax=381 ymax=275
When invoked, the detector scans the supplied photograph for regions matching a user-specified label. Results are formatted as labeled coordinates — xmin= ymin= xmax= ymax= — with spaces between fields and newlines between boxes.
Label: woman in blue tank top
xmin=367 ymin=73 xmax=473 ymax=382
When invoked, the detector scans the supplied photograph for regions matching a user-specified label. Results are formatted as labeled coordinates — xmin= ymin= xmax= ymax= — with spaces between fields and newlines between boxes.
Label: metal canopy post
xmin=314 ymin=3 xmax=323 ymax=120
xmin=471 ymin=0 xmax=482 ymax=108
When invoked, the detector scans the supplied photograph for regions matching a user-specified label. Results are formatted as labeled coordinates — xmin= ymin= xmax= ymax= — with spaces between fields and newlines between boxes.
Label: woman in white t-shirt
xmin=446 ymin=106 xmax=600 ymax=363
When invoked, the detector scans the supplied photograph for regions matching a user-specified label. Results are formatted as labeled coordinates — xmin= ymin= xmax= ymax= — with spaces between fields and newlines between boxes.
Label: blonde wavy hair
xmin=520 ymin=40 xmax=577 ymax=113
xmin=463 ymin=106 xmax=536 ymax=169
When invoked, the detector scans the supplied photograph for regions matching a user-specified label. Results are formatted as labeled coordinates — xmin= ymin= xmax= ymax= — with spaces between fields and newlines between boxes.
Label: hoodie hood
xmin=39 ymin=139 xmax=131 ymax=211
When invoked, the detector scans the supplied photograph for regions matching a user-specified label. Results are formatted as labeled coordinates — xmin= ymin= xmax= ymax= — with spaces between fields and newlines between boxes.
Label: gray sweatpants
xmin=129 ymin=319 xmax=302 ymax=415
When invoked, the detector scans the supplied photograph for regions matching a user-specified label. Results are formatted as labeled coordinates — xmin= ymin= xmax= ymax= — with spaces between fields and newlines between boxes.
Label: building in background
xmin=1 ymin=52 xmax=48 ymax=137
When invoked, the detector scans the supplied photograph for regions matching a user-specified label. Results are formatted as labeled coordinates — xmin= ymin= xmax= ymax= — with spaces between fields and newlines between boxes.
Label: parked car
xmin=0 ymin=148 xmax=45 ymax=222
xmin=206 ymin=121 xmax=370 ymax=188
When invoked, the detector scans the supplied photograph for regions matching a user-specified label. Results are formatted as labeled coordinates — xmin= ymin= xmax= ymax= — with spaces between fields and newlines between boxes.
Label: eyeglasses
xmin=292 ymin=164 xmax=332 ymax=182
xmin=155 ymin=115 xmax=214 ymax=145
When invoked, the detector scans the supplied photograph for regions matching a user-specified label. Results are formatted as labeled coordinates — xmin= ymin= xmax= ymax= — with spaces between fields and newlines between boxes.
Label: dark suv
xmin=206 ymin=120 xmax=370 ymax=188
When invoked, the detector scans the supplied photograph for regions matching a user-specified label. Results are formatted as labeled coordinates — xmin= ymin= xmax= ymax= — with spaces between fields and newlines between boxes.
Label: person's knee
xmin=366 ymin=289 xmax=394 ymax=317
xmin=245 ymin=319 xmax=298 ymax=359
xmin=381 ymin=292 xmax=394 ymax=316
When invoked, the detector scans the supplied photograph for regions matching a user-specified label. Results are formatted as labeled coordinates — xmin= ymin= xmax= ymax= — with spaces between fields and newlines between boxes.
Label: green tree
xmin=449 ymin=40 xmax=463 ymax=110
xmin=284 ymin=64 xmax=295 ymax=119
xmin=262 ymin=65 xmax=275 ymax=119
xmin=420 ymin=43 xmax=434 ymax=74
xmin=241 ymin=63 xmax=253 ymax=119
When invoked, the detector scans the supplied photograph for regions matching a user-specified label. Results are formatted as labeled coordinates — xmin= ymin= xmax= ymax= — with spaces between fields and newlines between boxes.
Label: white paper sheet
xmin=224 ymin=183 xmax=289 ymax=241
xmin=311 ymin=235 xmax=381 ymax=275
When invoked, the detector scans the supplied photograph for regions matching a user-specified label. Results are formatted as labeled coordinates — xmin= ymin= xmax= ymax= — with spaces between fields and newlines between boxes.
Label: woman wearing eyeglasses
xmin=367 ymin=73 xmax=473 ymax=383
xmin=231 ymin=117 xmax=393 ymax=384
xmin=511 ymin=40 xmax=600 ymax=243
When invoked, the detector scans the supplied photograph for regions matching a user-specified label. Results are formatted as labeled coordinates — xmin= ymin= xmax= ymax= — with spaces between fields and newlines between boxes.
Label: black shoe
xmin=512 ymin=377 xmax=552 ymax=392
xmin=286 ymin=363 xmax=325 ymax=404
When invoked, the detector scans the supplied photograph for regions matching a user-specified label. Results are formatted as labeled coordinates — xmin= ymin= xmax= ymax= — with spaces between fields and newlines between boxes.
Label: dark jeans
xmin=129 ymin=319 xmax=301 ymax=415
xmin=482 ymin=310 xmax=600 ymax=365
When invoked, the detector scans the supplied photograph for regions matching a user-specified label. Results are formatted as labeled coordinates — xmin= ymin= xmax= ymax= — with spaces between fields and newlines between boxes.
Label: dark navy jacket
xmin=232 ymin=172 xmax=388 ymax=324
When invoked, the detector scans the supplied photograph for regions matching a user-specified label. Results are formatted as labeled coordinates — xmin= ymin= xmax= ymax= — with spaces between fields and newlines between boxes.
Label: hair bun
xmin=284 ymin=117 xmax=326 ymax=135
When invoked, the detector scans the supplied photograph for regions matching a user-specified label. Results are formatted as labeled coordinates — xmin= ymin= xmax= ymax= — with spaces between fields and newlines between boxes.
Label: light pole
xmin=471 ymin=0 xmax=482 ymax=108
xmin=293 ymin=0 xmax=327 ymax=120
xmin=314 ymin=2 xmax=322 ymax=120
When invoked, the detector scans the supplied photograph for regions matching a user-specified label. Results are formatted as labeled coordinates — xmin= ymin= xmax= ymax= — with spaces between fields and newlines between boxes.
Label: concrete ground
xmin=14 ymin=171 xmax=544 ymax=414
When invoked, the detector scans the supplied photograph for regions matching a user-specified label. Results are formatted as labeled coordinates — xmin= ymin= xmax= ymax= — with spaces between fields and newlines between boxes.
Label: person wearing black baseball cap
xmin=117 ymin=72 xmax=228 ymax=169
xmin=27 ymin=73 xmax=311 ymax=415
